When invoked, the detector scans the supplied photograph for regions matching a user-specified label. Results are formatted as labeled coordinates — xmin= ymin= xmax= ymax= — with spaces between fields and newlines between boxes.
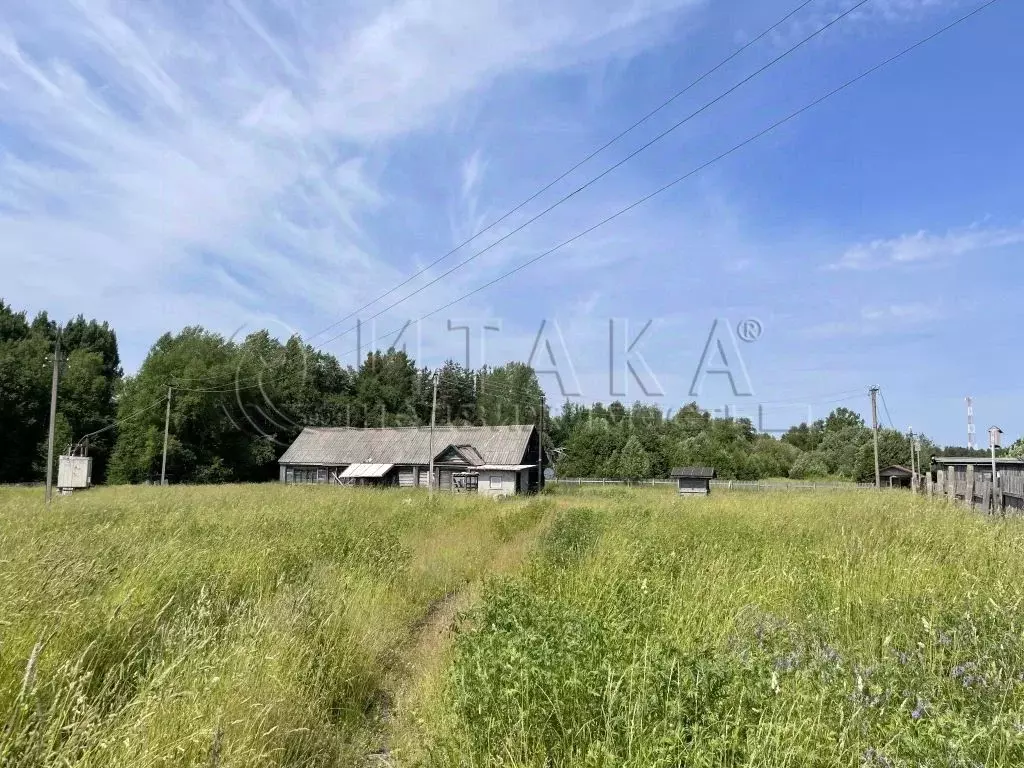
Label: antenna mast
xmin=966 ymin=396 xmax=976 ymax=450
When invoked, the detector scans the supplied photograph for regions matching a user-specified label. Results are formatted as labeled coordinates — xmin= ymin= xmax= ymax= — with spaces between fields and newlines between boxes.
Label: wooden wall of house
xmin=477 ymin=470 xmax=517 ymax=497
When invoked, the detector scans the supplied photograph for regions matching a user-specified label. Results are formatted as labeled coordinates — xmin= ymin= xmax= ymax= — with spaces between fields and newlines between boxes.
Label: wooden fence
xmin=927 ymin=465 xmax=1024 ymax=515
xmin=552 ymin=478 xmax=875 ymax=492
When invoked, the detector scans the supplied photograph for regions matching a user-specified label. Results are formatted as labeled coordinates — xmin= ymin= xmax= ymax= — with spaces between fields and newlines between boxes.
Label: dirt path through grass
xmin=364 ymin=512 xmax=550 ymax=765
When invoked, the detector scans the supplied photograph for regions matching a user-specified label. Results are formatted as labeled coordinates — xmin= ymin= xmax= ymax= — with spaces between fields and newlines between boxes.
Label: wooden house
xmin=670 ymin=466 xmax=716 ymax=496
xmin=278 ymin=424 xmax=543 ymax=497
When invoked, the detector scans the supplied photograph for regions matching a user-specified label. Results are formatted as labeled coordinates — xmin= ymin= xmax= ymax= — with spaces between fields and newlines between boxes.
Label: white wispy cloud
xmin=0 ymin=0 xmax=704 ymax=369
xmin=771 ymin=0 xmax=968 ymax=47
xmin=803 ymin=301 xmax=942 ymax=338
xmin=828 ymin=223 xmax=1024 ymax=270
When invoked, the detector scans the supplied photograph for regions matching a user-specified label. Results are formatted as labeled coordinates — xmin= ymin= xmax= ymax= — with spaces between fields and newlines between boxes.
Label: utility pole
xmin=160 ymin=387 xmax=172 ymax=486
xmin=870 ymin=387 xmax=881 ymax=489
xmin=909 ymin=427 xmax=917 ymax=493
xmin=44 ymin=334 xmax=62 ymax=504
xmin=428 ymin=372 xmax=438 ymax=496
xmin=989 ymin=426 xmax=1002 ymax=515
xmin=537 ymin=394 xmax=545 ymax=494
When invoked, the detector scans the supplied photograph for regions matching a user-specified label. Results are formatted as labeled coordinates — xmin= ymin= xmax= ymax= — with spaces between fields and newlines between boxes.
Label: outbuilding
xmin=670 ymin=466 xmax=716 ymax=496
xmin=277 ymin=424 xmax=543 ymax=497
xmin=879 ymin=465 xmax=914 ymax=488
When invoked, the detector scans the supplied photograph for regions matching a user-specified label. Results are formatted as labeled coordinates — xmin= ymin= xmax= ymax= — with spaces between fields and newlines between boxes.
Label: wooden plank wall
xmin=927 ymin=464 xmax=1024 ymax=515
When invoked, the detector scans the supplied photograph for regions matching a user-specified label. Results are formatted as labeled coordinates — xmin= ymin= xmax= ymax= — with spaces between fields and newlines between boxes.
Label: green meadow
xmin=3 ymin=485 xmax=1024 ymax=767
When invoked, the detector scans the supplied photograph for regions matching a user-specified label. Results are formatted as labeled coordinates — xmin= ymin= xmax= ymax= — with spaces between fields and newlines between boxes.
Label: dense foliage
xmin=0 ymin=301 xmax=121 ymax=483
xmin=548 ymin=403 xmax=939 ymax=482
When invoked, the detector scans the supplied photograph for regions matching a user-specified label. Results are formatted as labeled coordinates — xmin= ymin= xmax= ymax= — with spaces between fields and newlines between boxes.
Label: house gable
xmin=434 ymin=443 xmax=486 ymax=466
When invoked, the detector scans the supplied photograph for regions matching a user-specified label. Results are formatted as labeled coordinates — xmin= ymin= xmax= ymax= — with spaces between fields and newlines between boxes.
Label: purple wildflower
xmin=861 ymin=747 xmax=894 ymax=767
xmin=820 ymin=645 xmax=841 ymax=665
xmin=911 ymin=697 xmax=927 ymax=720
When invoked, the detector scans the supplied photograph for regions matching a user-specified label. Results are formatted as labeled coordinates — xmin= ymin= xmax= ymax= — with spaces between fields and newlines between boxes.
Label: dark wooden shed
xmin=670 ymin=466 xmax=717 ymax=496
xmin=879 ymin=465 xmax=913 ymax=489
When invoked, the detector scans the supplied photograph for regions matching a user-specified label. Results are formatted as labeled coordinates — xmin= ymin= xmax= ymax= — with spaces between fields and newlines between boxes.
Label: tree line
xmin=3 ymin=298 xmax=1020 ymax=485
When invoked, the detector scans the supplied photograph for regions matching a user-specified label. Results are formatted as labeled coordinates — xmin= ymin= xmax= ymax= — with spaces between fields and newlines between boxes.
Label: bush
xmin=788 ymin=452 xmax=831 ymax=479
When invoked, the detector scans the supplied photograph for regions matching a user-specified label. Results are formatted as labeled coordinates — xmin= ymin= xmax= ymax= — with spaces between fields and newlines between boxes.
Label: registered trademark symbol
xmin=737 ymin=318 xmax=762 ymax=343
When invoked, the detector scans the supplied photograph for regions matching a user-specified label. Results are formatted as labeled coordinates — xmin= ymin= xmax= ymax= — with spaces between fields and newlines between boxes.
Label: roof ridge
xmin=303 ymin=424 xmax=534 ymax=432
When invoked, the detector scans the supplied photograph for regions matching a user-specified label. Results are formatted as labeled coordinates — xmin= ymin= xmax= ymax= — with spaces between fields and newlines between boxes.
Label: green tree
xmin=476 ymin=362 xmax=545 ymax=427
xmin=789 ymin=452 xmax=830 ymax=479
xmin=353 ymin=349 xmax=420 ymax=427
xmin=618 ymin=435 xmax=653 ymax=482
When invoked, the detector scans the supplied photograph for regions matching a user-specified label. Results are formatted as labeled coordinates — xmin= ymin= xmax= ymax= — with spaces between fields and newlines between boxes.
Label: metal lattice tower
xmin=966 ymin=396 xmax=976 ymax=450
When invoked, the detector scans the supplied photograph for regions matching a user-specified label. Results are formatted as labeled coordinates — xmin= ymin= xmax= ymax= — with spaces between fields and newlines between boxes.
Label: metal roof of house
xmin=670 ymin=466 xmax=717 ymax=479
xmin=880 ymin=465 xmax=913 ymax=476
xmin=339 ymin=463 xmax=394 ymax=479
xmin=279 ymin=424 xmax=535 ymax=467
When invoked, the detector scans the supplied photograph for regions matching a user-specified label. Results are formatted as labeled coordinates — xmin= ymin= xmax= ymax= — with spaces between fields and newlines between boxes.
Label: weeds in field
xmin=0 ymin=485 xmax=550 ymax=767
xmin=423 ymin=490 xmax=1024 ymax=767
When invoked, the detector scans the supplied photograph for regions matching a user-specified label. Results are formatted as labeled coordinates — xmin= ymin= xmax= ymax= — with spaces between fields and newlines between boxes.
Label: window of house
xmin=489 ymin=475 xmax=503 ymax=490
xmin=318 ymin=468 xmax=327 ymax=483
xmin=286 ymin=467 xmax=294 ymax=483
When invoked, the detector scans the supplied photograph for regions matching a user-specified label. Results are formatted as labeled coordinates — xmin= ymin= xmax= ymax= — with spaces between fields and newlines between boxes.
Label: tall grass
xmin=0 ymin=485 xmax=551 ymax=767
xmin=422 ymin=490 xmax=1024 ymax=767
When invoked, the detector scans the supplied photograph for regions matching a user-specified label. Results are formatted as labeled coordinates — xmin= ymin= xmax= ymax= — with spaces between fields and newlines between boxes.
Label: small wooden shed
xmin=670 ymin=466 xmax=717 ymax=496
xmin=879 ymin=465 xmax=913 ymax=488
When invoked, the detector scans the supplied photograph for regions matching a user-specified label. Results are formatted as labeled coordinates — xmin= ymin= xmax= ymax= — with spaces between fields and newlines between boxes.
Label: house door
xmin=439 ymin=470 xmax=453 ymax=490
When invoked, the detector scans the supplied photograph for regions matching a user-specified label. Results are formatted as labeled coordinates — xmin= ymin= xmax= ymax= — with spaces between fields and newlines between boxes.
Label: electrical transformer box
xmin=57 ymin=455 xmax=93 ymax=492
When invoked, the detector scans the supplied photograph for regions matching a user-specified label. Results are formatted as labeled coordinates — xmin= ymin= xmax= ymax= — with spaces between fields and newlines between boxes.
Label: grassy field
xmin=0 ymin=485 xmax=551 ymax=766
xmin=4 ymin=485 xmax=1024 ymax=766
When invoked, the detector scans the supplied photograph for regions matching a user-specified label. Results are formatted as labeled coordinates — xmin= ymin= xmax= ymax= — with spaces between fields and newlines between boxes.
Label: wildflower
xmin=911 ymin=697 xmax=927 ymax=721
xmin=774 ymin=652 xmax=800 ymax=673
xmin=938 ymin=631 xmax=952 ymax=646
xmin=861 ymin=746 xmax=894 ymax=767
xmin=820 ymin=645 xmax=841 ymax=665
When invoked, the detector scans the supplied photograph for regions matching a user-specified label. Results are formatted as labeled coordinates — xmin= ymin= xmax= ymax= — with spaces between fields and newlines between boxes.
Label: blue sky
xmin=1 ymin=0 xmax=1020 ymax=445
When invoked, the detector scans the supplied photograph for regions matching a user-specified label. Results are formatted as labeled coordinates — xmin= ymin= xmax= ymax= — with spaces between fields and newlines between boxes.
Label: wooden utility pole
xmin=989 ymin=426 xmax=1002 ymax=515
xmin=44 ymin=334 xmax=62 ymax=504
xmin=537 ymin=394 xmax=545 ymax=494
xmin=870 ymin=387 xmax=881 ymax=489
xmin=909 ymin=427 xmax=917 ymax=493
xmin=160 ymin=387 xmax=172 ymax=486
xmin=428 ymin=372 xmax=438 ymax=496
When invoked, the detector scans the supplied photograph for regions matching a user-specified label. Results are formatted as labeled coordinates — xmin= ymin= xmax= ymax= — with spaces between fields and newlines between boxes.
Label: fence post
xmin=966 ymin=465 xmax=975 ymax=510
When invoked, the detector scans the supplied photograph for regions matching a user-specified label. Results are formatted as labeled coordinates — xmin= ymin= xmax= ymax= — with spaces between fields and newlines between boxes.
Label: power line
xmin=301 ymin=0 xmax=823 ymax=348
xmin=71 ymin=394 xmax=169 ymax=449
xmin=320 ymin=0 xmax=1000 ymax=367
xmin=139 ymin=0 xmax=1000 ymax=401
xmin=879 ymin=389 xmax=895 ymax=430
xmin=312 ymin=0 xmax=873 ymax=353
xmin=156 ymin=0 xmax=862 ymax=394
